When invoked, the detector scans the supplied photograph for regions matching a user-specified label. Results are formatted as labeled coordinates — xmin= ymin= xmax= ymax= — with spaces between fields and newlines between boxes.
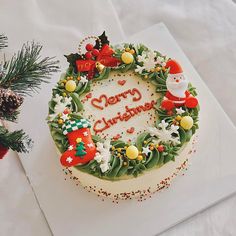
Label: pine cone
xmin=0 ymin=88 xmax=23 ymax=115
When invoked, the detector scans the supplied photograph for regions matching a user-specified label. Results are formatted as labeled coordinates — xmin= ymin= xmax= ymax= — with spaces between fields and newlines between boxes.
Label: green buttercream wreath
xmin=47 ymin=32 xmax=199 ymax=180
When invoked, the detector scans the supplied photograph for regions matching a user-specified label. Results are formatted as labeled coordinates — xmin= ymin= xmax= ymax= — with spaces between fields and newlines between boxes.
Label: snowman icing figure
xmin=161 ymin=59 xmax=198 ymax=111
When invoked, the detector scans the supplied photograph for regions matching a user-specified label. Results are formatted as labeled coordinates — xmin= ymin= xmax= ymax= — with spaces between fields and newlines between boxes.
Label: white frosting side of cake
xmin=69 ymin=136 xmax=194 ymax=200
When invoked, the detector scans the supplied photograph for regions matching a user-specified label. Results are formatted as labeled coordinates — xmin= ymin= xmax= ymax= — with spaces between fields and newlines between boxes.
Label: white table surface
xmin=0 ymin=0 xmax=236 ymax=235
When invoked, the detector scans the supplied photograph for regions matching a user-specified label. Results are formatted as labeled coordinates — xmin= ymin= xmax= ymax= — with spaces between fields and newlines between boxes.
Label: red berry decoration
xmin=92 ymin=49 xmax=100 ymax=57
xmin=85 ymin=43 xmax=94 ymax=51
xmin=157 ymin=145 xmax=165 ymax=152
xmin=85 ymin=51 xmax=93 ymax=59
xmin=63 ymin=108 xmax=70 ymax=114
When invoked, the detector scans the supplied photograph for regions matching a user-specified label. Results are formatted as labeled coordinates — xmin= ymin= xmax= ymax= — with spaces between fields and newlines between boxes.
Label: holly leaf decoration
xmin=64 ymin=53 xmax=83 ymax=72
xmin=94 ymin=31 xmax=110 ymax=49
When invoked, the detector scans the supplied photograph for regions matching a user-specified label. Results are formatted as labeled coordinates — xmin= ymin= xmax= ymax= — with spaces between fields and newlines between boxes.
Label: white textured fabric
xmin=0 ymin=151 xmax=51 ymax=236
xmin=1 ymin=0 xmax=236 ymax=236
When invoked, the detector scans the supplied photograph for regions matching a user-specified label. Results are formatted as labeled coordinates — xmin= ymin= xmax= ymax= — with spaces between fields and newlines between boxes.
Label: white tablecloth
xmin=1 ymin=0 xmax=236 ymax=235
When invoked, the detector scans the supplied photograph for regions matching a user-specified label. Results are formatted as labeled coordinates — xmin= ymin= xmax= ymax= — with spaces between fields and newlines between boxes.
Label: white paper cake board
xmin=12 ymin=23 xmax=236 ymax=236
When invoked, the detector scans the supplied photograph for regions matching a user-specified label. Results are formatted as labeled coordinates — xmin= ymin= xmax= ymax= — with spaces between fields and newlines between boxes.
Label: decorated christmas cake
xmin=47 ymin=32 xmax=199 ymax=201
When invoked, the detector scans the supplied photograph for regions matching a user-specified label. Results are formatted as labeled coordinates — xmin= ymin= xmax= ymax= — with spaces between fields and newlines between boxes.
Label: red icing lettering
xmin=93 ymin=100 xmax=156 ymax=134
xmin=93 ymin=118 xmax=110 ymax=133
xmin=130 ymin=88 xmax=142 ymax=102
xmin=107 ymin=96 xmax=118 ymax=105
xmin=90 ymin=88 xmax=142 ymax=110
xmin=91 ymin=94 xmax=108 ymax=110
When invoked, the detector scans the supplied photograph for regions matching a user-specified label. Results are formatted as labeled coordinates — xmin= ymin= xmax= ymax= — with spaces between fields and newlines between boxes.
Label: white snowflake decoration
xmin=143 ymin=51 xmax=157 ymax=71
xmin=137 ymin=51 xmax=148 ymax=63
xmin=135 ymin=50 xmax=168 ymax=74
xmin=66 ymin=156 xmax=73 ymax=163
xmin=113 ymin=43 xmax=125 ymax=51
xmin=137 ymin=51 xmax=156 ymax=72
xmin=147 ymin=120 xmax=180 ymax=145
xmin=94 ymin=140 xmax=111 ymax=173
xmin=176 ymin=107 xmax=185 ymax=115
xmin=135 ymin=65 xmax=145 ymax=74
xmin=48 ymin=94 xmax=72 ymax=121
xmin=156 ymin=56 xmax=167 ymax=67
xmin=87 ymin=143 xmax=94 ymax=148
xmin=142 ymin=146 xmax=151 ymax=156
xmin=79 ymin=76 xmax=88 ymax=85
xmin=61 ymin=113 xmax=69 ymax=121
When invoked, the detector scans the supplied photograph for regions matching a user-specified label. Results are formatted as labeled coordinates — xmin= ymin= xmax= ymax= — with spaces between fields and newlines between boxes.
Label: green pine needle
xmin=0 ymin=41 xmax=60 ymax=95
xmin=0 ymin=126 xmax=33 ymax=152
xmin=0 ymin=110 xmax=19 ymax=122
xmin=0 ymin=34 xmax=7 ymax=50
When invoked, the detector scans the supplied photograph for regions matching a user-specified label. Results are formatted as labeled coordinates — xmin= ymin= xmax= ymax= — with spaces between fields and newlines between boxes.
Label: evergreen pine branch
xmin=0 ymin=42 xmax=60 ymax=95
xmin=0 ymin=110 xmax=19 ymax=122
xmin=0 ymin=126 xmax=33 ymax=152
xmin=0 ymin=34 xmax=7 ymax=50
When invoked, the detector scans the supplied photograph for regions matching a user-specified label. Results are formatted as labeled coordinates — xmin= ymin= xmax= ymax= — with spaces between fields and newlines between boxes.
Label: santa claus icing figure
xmin=161 ymin=59 xmax=198 ymax=111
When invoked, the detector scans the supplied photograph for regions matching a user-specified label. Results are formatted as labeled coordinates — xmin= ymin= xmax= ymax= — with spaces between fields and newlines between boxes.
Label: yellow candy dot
xmin=129 ymin=49 xmax=135 ymax=54
xmin=121 ymin=52 xmax=134 ymax=64
xmin=125 ymin=47 xmax=130 ymax=52
xmin=176 ymin=115 xmax=182 ymax=121
xmin=67 ymin=76 xmax=73 ymax=80
xmin=180 ymin=116 xmax=193 ymax=130
xmin=137 ymin=155 xmax=143 ymax=161
xmin=62 ymin=92 xmax=67 ymax=97
xmin=65 ymin=80 xmax=76 ymax=92
xmin=126 ymin=145 xmax=139 ymax=160
xmin=58 ymin=119 xmax=63 ymax=125
xmin=117 ymin=148 xmax=122 ymax=153
xmin=76 ymin=138 xmax=82 ymax=143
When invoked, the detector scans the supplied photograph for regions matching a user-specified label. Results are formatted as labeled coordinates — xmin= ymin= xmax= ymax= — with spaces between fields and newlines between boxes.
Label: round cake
xmin=47 ymin=32 xmax=200 ymax=201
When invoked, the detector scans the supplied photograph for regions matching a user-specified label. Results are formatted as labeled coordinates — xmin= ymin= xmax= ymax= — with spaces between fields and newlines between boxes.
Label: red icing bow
xmin=76 ymin=44 xmax=120 ymax=79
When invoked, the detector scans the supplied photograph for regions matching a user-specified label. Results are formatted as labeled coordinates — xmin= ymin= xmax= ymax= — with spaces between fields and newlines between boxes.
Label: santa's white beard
xmin=166 ymin=79 xmax=188 ymax=98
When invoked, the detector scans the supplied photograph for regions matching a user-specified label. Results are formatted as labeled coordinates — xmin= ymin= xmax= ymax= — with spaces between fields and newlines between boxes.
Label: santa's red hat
xmin=165 ymin=59 xmax=183 ymax=74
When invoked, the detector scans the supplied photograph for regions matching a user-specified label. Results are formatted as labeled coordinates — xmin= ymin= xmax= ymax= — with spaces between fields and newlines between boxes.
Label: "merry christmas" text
xmin=93 ymin=100 xmax=156 ymax=134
